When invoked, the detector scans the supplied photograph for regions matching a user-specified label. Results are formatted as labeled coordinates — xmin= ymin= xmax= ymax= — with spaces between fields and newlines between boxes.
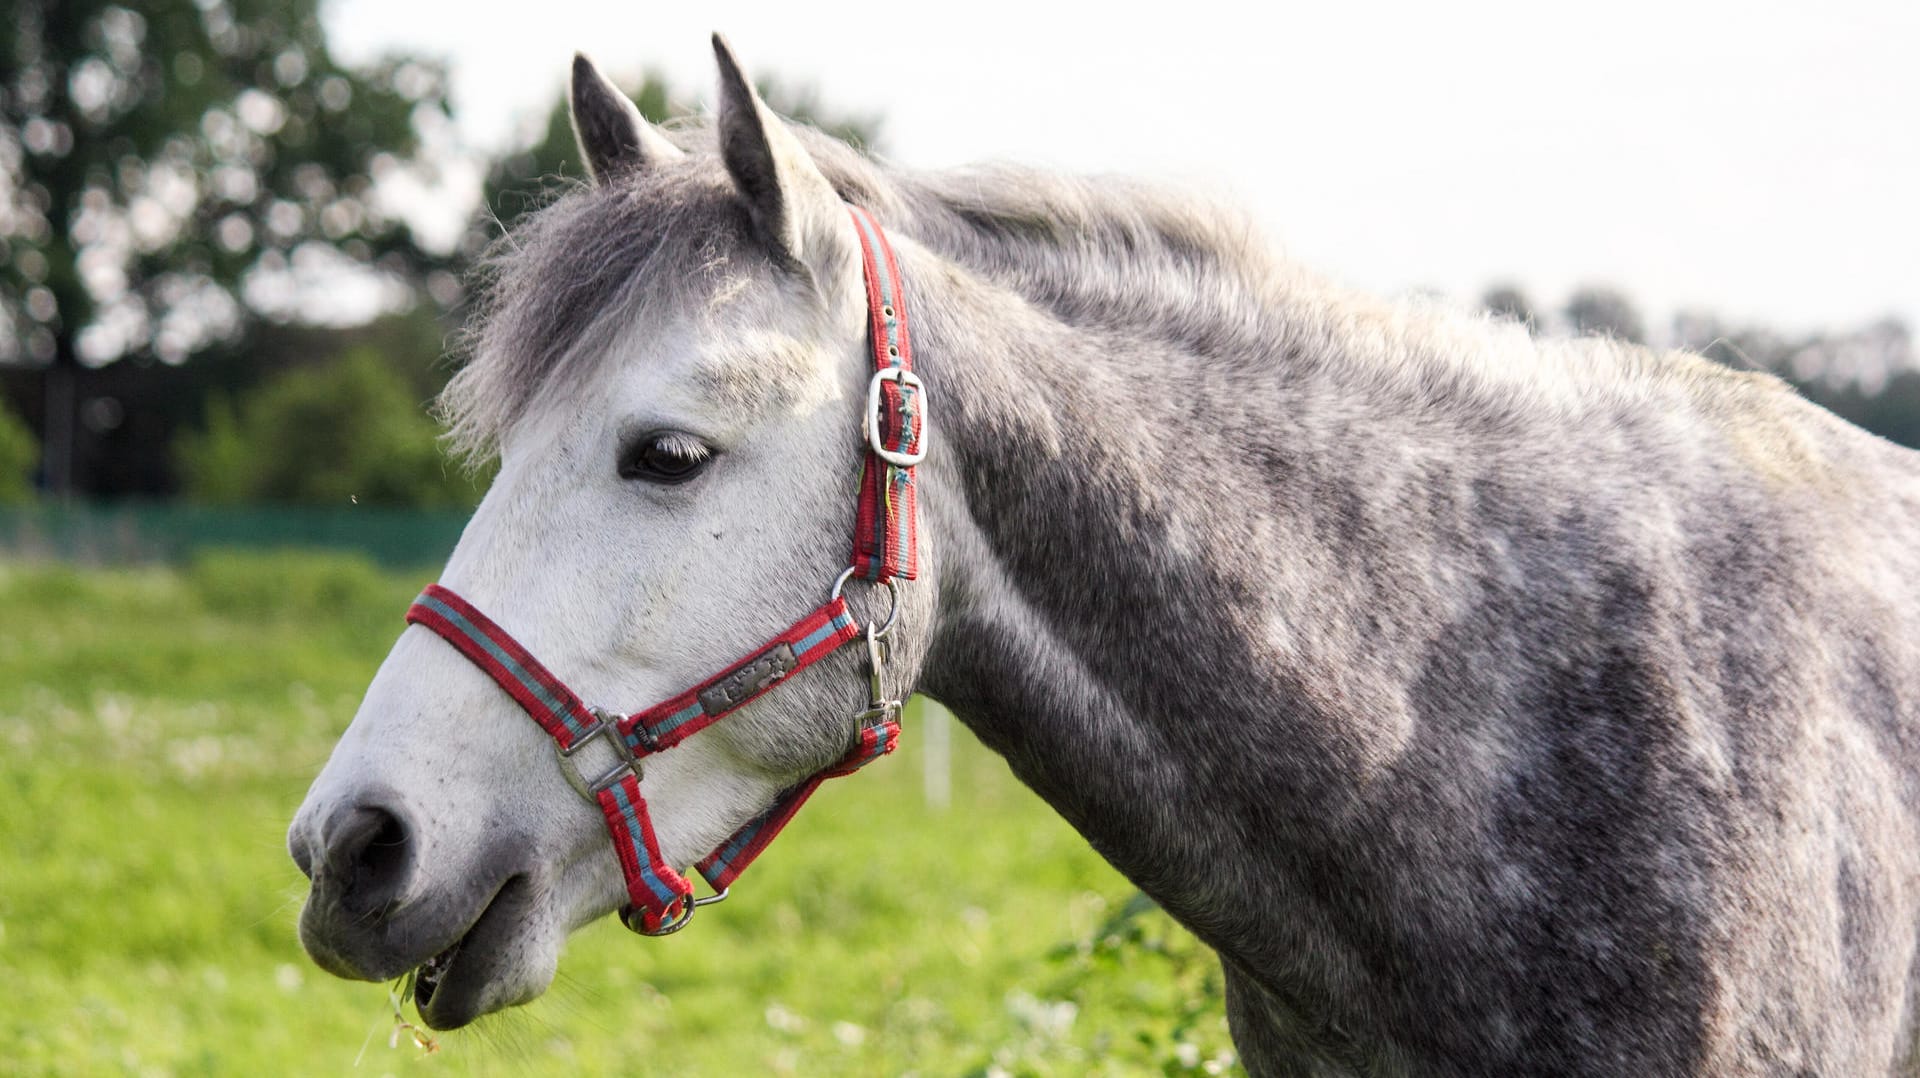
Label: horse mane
xmin=441 ymin=121 xmax=1774 ymax=463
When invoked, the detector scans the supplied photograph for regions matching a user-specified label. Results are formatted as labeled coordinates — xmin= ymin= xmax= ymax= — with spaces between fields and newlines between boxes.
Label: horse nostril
xmin=289 ymin=822 xmax=316 ymax=881
xmin=318 ymin=803 xmax=416 ymax=917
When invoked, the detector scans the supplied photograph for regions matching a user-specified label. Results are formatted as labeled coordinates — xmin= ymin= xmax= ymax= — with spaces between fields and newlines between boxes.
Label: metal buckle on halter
xmin=555 ymin=706 xmax=640 ymax=800
xmin=619 ymin=885 xmax=732 ymax=937
xmin=864 ymin=367 xmax=929 ymax=468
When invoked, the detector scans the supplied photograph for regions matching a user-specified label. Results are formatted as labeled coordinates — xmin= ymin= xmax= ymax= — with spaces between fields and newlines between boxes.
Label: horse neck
xmin=889 ymin=221 xmax=1920 ymax=1069
xmin=904 ymin=246 xmax=1498 ymax=947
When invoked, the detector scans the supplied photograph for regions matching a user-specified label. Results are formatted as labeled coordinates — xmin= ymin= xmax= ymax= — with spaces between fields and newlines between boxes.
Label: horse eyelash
xmin=650 ymin=431 xmax=713 ymax=462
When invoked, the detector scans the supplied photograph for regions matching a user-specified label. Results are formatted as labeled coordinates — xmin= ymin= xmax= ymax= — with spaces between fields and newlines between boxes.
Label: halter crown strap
xmin=402 ymin=205 xmax=920 ymax=936
xmin=849 ymin=204 xmax=923 ymax=584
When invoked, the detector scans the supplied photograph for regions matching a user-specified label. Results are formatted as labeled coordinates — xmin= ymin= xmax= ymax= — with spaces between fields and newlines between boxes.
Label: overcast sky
xmin=328 ymin=0 xmax=1918 ymax=338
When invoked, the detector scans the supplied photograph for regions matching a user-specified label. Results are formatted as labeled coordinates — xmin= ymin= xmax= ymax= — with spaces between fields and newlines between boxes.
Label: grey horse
xmin=289 ymin=36 xmax=1920 ymax=1075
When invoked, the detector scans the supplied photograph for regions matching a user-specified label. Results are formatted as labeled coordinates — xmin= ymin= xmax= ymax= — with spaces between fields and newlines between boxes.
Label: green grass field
xmin=0 ymin=551 xmax=1234 ymax=1076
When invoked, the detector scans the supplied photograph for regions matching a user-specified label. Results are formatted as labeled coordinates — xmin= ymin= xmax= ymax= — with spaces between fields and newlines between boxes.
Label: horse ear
xmin=711 ymin=34 xmax=848 ymax=281
xmin=569 ymin=53 xmax=683 ymax=185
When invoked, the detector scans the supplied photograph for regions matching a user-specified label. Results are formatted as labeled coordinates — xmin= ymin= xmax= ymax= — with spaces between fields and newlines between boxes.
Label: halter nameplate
xmin=699 ymin=644 xmax=796 ymax=714
xmin=405 ymin=205 xmax=923 ymax=935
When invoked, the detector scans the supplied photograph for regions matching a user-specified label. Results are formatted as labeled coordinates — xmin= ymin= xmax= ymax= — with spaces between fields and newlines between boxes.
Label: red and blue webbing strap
xmin=696 ymin=718 xmax=901 ymax=890
xmin=405 ymin=584 xmax=599 ymax=750
xmin=408 ymin=584 xmax=695 ymax=927
xmin=848 ymin=205 xmax=921 ymax=583
xmin=618 ymin=598 xmax=861 ymax=756
xmin=405 ymin=584 xmax=872 ymax=929
xmin=597 ymin=772 xmax=693 ymax=931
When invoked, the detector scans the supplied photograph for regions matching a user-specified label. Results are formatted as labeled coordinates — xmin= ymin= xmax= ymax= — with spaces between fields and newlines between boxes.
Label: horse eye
xmin=618 ymin=431 xmax=714 ymax=485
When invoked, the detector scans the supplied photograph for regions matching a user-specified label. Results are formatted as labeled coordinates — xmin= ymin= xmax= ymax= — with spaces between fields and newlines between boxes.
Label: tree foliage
xmin=1488 ymin=284 xmax=1918 ymax=451
xmin=1673 ymin=311 xmax=1920 ymax=448
xmin=1 ymin=0 xmax=453 ymax=369
xmin=1563 ymin=285 xmax=1646 ymax=344
xmin=1481 ymin=283 xmax=1538 ymax=329
xmin=176 ymin=348 xmax=481 ymax=508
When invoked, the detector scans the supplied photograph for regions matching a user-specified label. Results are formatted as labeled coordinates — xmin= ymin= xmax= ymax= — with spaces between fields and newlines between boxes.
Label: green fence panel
xmin=0 ymin=502 xmax=471 ymax=569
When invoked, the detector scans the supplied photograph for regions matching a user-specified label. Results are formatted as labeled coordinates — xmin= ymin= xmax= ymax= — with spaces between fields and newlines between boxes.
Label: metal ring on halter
xmin=619 ymin=886 xmax=730 ymax=937
xmin=829 ymin=566 xmax=901 ymax=638
xmin=622 ymin=899 xmax=693 ymax=936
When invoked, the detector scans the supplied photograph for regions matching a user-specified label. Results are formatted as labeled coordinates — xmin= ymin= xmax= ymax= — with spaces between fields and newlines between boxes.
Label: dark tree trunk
xmin=42 ymin=336 xmax=78 ymax=498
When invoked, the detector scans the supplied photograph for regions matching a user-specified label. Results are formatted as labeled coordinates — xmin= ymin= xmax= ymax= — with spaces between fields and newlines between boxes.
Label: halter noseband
xmin=405 ymin=205 xmax=927 ymax=935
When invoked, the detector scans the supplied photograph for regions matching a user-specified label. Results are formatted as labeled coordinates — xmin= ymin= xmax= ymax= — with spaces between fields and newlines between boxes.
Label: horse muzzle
xmin=290 ymin=794 xmax=439 ymax=979
xmin=288 ymin=789 xmax=556 ymax=1028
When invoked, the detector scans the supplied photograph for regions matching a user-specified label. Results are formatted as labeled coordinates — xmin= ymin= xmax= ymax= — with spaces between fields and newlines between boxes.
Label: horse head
xmin=287 ymin=38 xmax=935 ymax=1029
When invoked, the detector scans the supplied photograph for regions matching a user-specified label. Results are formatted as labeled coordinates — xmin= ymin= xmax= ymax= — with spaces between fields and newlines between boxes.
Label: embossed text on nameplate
xmin=699 ymin=643 xmax=798 ymax=714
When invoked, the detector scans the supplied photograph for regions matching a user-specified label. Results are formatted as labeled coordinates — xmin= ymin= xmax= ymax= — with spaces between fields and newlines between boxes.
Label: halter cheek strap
xmin=404 ymin=206 xmax=925 ymax=936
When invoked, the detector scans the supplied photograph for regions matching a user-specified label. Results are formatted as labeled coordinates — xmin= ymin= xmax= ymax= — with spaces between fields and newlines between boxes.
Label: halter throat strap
xmin=404 ymin=206 xmax=924 ymax=935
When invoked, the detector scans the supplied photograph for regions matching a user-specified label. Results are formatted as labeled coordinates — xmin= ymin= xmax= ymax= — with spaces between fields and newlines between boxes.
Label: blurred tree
xmin=0 ymin=397 xmax=36 ymax=503
xmin=469 ymin=72 xmax=880 ymax=257
xmin=1 ymin=0 xmax=454 ymax=495
xmin=1671 ymin=309 xmax=1728 ymax=355
xmin=1783 ymin=316 xmax=1912 ymax=393
xmin=1672 ymin=310 xmax=1786 ymax=372
xmin=1512 ymin=281 xmax=1920 ymax=449
xmin=1798 ymin=371 xmax=1920 ymax=450
xmin=176 ymin=347 xmax=482 ymax=508
xmin=1481 ymin=283 xmax=1539 ymax=330
xmin=1564 ymin=285 xmax=1646 ymax=344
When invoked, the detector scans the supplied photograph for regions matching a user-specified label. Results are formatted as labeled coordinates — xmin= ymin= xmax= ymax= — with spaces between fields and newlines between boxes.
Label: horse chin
xmin=410 ymin=873 xmax=559 ymax=1030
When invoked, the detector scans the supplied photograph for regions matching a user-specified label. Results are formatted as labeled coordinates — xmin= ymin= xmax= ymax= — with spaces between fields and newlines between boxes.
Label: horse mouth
xmin=408 ymin=873 xmax=537 ymax=1029
xmin=411 ymin=938 xmax=461 ymax=1012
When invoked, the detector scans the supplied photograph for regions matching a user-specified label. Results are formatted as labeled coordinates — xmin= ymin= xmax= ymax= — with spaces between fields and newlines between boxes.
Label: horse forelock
xmin=440 ymin=158 xmax=752 ymax=462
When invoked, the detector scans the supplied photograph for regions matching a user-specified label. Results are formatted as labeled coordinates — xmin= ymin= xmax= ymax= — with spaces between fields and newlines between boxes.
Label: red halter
xmin=405 ymin=206 xmax=926 ymax=934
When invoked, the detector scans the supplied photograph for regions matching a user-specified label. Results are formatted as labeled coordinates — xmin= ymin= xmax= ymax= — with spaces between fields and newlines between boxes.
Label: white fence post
xmin=921 ymin=698 xmax=952 ymax=810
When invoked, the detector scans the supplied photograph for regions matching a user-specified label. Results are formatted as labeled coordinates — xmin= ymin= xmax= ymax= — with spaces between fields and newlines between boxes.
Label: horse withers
xmin=287 ymin=34 xmax=1920 ymax=1075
